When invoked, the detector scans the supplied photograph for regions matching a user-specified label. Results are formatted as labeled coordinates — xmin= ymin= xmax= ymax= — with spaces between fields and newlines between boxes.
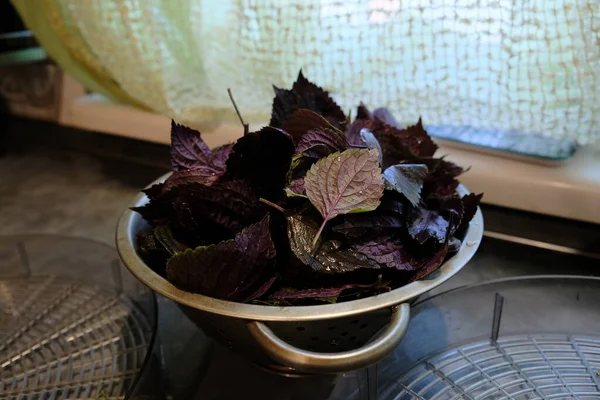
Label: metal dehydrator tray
xmin=377 ymin=276 xmax=600 ymax=400
xmin=0 ymin=235 xmax=158 ymax=400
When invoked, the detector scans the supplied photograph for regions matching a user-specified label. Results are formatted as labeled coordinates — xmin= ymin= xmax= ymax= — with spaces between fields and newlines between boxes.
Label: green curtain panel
xmin=11 ymin=0 xmax=145 ymax=108
xmin=11 ymin=0 xmax=600 ymax=143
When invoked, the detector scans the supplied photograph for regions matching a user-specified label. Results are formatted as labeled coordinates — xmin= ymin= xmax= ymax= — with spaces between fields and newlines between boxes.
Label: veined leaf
xmin=421 ymin=157 xmax=466 ymax=198
xmin=171 ymin=121 xmax=212 ymax=171
xmin=383 ymin=164 xmax=428 ymax=206
xmin=170 ymin=121 xmax=233 ymax=183
xmin=243 ymin=275 xmax=279 ymax=302
xmin=270 ymin=70 xmax=346 ymax=129
xmin=284 ymin=177 xmax=307 ymax=198
xmin=284 ymin=154 xmax=316 ymax=198
xmin=166 ymin=215 xmax=276 ymax=301
xmin=296 ymin=128 xmax=349 ymax=159
xmin=163 ymin=169 xmax=219 ymax=191
xmin=211 ymin=143 xmax=234 ymax=171
xmin=354 ymin=104 xmax=400 ymax=128
xmin=345 ymin=118 xmax=438 ymax=166
xmin=409 ymin=238 xmax=450 ymax=282
xmin=136 ymin=231 xmax=170 ymax=276
xmin=455 ymin=193 xmax=483 ymax=237
xmin=304 ymin=149 xmax=384 ymax=246
xmin=332 ymin=214 xmax=403 ymax=239
xmin=356 ymin=236 xmax=432 ymax=270
xmin=407 ymin=207 xmax=450 ymax=244
xmin=153 ymin=225 xmax=189 ymax=255
xmin=286 ymin=214 xmax=380 ymax=273
xmin=360 ymin=129 xmax=383 ymax=165
xmin=281 ymin=108 xmax=340 ymax=143
xmin=271 ymin=278 xmax=389 ymax=301
xmin=372 ymin=107 xmax=401 ymax=128
xmin=172 ymin=180 xmax=264 ymax=237
xmin=356 ymin=103 xmax=372 ymax=120
xmin=427 ymin=194 xmax=464 ymax=235
xmin=224 ymin=126 xmax=295 ymax=200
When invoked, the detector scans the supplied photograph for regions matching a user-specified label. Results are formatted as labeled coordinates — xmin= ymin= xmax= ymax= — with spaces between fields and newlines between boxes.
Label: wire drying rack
xmin=375 ymin=277 xmax=600 ymax=400
xmin=385 ymin=333 xmax=600 ymax=399
xmin=0 ymin=236 xmax=157 ymax=400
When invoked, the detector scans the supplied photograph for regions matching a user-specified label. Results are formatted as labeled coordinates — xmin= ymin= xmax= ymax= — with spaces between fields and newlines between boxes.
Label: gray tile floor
xmin=0 ymin=118 xmax=167 ymax=244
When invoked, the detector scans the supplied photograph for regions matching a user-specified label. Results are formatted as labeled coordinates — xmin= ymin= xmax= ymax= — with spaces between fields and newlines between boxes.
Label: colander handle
xmin=247 ymin=303 xmax=410 ymax=374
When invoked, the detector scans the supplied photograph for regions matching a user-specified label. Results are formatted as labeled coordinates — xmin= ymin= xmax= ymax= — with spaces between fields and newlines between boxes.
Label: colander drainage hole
xmin=360 ymin=323 xmax=368 ymax=329
xmin=310 ymin=336 xmax=319 ymax=341
xmin=351 ymin=319 xmax=359 ymax=324
xmin=341 ymin=332 xmax=348 ymax=337
xmin=328 ymin=326 xmax=337 ymax=331
xmin=296 ymin=326 xmax=305 ymax=332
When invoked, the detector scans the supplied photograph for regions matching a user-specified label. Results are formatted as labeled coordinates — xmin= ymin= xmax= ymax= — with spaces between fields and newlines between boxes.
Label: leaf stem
xmin=312 ymin=220 xmax=327 ymax=249
xmin=227 ymin=88 xmax=249 ymax=135
xmin=259 ymin=198 xmax=285 ymax=213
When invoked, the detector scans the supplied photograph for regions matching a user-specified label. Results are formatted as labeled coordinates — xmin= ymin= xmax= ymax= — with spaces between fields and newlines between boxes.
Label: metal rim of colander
xmin=116 ymin=173 xmax=483 ymax=322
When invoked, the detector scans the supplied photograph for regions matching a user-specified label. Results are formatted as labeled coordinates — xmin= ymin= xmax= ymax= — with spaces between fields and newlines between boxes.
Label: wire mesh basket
xmin=0 ymin=235 xmax=159 ymax=400
xmin=375 ymin=276 xmax=600 ymax=400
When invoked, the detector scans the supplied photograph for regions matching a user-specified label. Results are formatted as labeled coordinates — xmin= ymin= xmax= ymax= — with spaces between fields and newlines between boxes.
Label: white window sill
xmin=59 ymin=91 xmax=600 ymax=225
xmin=440 ymin=145 xmax=600 ymax=224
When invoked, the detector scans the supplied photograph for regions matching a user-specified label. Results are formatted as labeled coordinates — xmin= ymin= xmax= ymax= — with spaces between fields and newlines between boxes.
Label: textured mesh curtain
xmin=12 ymin=0 xmax=600 ymax=144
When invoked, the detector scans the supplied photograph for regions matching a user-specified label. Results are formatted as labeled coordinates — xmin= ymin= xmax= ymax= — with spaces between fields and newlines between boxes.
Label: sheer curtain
xmin=12 ymin=0 xmax=600 ymax=144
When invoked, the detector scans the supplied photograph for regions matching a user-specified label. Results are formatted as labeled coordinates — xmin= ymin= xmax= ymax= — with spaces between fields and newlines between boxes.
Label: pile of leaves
xmin=134 ymin=71 xmax=482 ymax=306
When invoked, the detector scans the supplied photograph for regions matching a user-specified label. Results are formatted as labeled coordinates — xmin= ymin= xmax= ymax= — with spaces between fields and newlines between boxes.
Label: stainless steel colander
xmin=116 ymin=174 xmax=483 ymax=375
